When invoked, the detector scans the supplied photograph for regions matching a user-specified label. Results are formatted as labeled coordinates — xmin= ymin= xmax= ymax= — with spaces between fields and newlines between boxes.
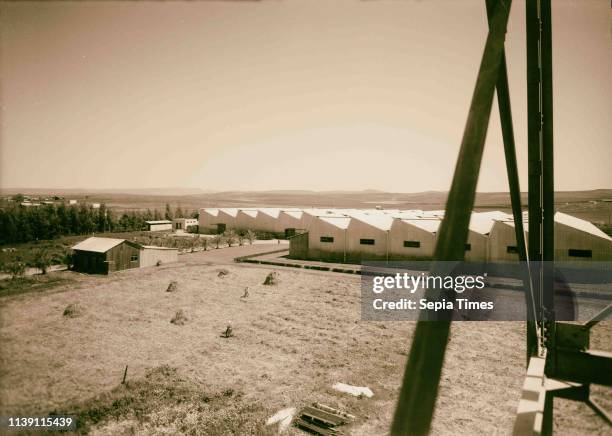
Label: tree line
xmin=0 ymin=201 xmax=196 ymax=245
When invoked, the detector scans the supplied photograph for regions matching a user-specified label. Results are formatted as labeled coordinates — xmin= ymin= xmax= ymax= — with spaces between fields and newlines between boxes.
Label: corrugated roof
xmin=72 ymin=237 xmax=126 ymax=253
xmin=283 ymin=210 xmax=303 ymax=219
xmin=219 ymin=208 xmax=239 ymax=217
xmin=555 ymin=212 xmax=612 ymax=241
xmin=391 ymin=210 xmax=423 ymax=219
xmin=318 ymin=216 xmax=351 ymax=230
xmin=398 ymin=218 xmax=441 ymax=234
xmin=240 ymin=210 xmax=258 ymax=218
xmin=200 ymin=208 xmax=219 ymax=217
xmin=145 ymin=220 xmax=172 ymax=224
xmin=349 ymin=213 xmax=393 ymax=231
xmin=258 ymin=208 xmax=281 ymax=218
xmin=469 ymin=211 xmax=511 ymax=235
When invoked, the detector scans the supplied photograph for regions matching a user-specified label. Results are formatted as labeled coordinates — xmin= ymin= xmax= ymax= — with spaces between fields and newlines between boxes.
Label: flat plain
xmin=0 ymin=244 xmax=610 ymax=434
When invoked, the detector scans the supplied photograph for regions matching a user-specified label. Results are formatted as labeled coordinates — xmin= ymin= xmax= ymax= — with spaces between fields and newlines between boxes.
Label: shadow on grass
xmin=0 ymin=274 xmax=75 ymax=299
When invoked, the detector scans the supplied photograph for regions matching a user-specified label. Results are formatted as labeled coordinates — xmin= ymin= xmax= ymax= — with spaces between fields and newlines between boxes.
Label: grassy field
xmin=0 ymin=246 xmax=609 ymax=434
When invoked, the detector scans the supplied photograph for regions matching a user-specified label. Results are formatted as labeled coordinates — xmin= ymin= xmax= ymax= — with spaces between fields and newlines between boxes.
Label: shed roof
xmin=146 ymin=220 xmax=172 ymax=224
xmin=282 ymin=210 xmax=303 ymax=219
xmin=469 ymin=211 xmax=511 ymax=235
xmin=72 ymin=237 xmax=126 ymax=253
xmin=349 ymin=212 xmax=394 ymax=231
xmin=240 ymin=210 xmax=258 ymax=218
xmin=318 ymin=216 xmax=351 ymax=230
xmin=398 ymin=218 xmax=442 ymax=234
xmin=200 ymin=208 xmax=219 ymax=216
xmin=555 ymin=212 xmax=612 ymax=241
xmin=258 ymin=208 xmax=281 ymax=218
xmin=141 ymin=246 xmax=179 ymax=251
xmin=219 ymin=208 xmax=239 ymax=217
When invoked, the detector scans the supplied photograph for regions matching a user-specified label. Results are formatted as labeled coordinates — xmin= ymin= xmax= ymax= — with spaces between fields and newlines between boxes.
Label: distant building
xmin=145 ymin=220 xmax=173 ymax=231
xmin=68 ymin=199 xmax=77 ymax=205
xmin=91 ymin=203 xmax=101 ymax=209
xmin=198 ymin=208 xmax=220 ymax=233
xmin=172 ymin=218 xmax=198 ymax=232
xmin=71 ymin=237 xmax=178 ymax=274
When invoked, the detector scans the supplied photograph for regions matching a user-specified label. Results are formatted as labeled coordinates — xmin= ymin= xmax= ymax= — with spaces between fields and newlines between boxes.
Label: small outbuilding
xmin=145 ymin=220 xmax=173 ymax=232
xmin=173 ymin=218 xmax=198 ymax=232
xmin=71 ymin=237 xmax=178 ymax=274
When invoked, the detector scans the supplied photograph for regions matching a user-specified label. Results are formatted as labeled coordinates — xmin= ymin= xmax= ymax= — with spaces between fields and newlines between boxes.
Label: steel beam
xmin=540 ymin=0 xmax=555 ymax=338
xmin=485 ymin=0 xmax=538 ymax=362
xmin=390 ymin=1 xmax=513 ymax=434
xmin=526 ymin=0 xmax=542 ymax=322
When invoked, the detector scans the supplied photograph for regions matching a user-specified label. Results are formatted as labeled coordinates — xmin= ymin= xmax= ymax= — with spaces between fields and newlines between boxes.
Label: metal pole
xmin=390 ymin=1 xmax=512 ymax=434
xmin=540 ymin=0 xmax=556 ymax=377
xmin=526 ymin=0 xmax=542 ymax=325
xmin=485 ymin=0 xmax=538 ymax=361
xmin=540 ymin=0 xmax=554 ymax=316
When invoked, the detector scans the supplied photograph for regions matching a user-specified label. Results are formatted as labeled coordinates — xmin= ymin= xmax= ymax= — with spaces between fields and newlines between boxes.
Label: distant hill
xmin=0 ymin=187 xmax=211 ymax=197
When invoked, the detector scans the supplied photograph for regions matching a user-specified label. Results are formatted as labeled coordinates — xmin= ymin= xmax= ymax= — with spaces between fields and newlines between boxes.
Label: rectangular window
xmin=403 ymin=240 xmax=420 ymax=248
xmin=130 ymin=254 xmax=139 ymax=262
xmin=568 ymin=249 xmax=592 ymax=258
xmin=465 ymin=244 xmax=471 ymax=251
xmin=320 ymin=236 xmax=334 ymax=243
xmin=360 ymin=238 xmax=375 ymax=245
xmin=506 ymin=246 xmax=519 ymax=254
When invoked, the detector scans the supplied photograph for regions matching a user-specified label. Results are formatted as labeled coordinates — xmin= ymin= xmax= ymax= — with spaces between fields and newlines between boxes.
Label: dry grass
xmin=52 ymin=365 xmax=275 ymax=435
xmin=63 ymin=302 xmax=83 ymax=318
xmin=263 ymin=272 xmax=278 ymax=286
xmin=170 ymin=309 xmax=188 ymax=326
xmin=0 ymin=257 xmax=609 ymax=434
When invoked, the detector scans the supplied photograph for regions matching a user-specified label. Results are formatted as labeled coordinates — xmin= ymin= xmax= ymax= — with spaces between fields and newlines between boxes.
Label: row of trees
xmin=0 ymin=202 xmax=196 ymax=245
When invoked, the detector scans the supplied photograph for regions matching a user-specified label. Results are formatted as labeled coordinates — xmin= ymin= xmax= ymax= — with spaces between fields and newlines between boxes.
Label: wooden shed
xmin=145 ymin=220 xmax=173 ymax=231
xmin=72 ymin=237 xmax=141 ymax=274
xmin=72 ymin=237 xmax=179 ymax=274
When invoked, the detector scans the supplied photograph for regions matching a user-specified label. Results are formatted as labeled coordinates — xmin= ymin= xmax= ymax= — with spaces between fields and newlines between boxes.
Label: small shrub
xmin=245 ymin=230 xmax=256 ymax=245
xmin=211 ymin=235 xmax=223 ymax=249
xmin=63 ymin=303 xmax=82 ymax=318
xmin=217 ymin=268 xmax=229 ymax=278
xmin=166 ymin=281 xmax=178 ymax=292
xmin=263 ymin=272 xmax=278 ymax=286
xmin=156 ymin=260 xmax=162 ymax=267
xmin=170 ymin=309 xmax=187 ymax=326
xmin=222 ymin=323 xmax=233 ymax=338
xmin=32 ymin=249 xmax=52 ymax=274
xmin=3 ymin=261 xmax=26 ymax=280
xmin=224 ymin=230 xmax=237 ymax=247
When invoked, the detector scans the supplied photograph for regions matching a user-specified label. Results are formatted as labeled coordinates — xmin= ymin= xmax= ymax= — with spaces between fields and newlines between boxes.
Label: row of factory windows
xmin=319 ymin=236 xmax=592 ymax=258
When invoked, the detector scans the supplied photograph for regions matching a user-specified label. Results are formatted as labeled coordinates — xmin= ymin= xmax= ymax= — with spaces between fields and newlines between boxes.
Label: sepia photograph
xmin=0 ymin=0 xmax=610 ymax=434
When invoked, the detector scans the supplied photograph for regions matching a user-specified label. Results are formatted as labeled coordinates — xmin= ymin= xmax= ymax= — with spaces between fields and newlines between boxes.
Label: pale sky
xmin=1 ymin=0 xmax=610 ymax=192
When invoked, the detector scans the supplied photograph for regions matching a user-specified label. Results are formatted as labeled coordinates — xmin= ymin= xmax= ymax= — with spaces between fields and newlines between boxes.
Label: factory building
xmin=489 ymin=212 xmax=612 ymax=262
xmin=198 ymin=208 xmax=220 ymax=233
xmin=235 ymin=209 xmax=259 ymax=230
xmin=345 ymin=213 xmax=394 ymax=262
xmin=304 ymin=215 xmax=351 ymax=262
